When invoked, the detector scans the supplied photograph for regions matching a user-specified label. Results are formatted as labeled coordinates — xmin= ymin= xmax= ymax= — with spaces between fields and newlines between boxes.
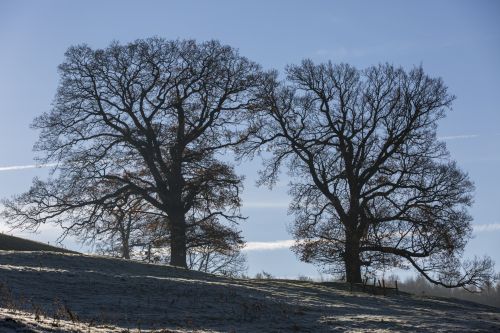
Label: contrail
xmin=244 ymin=240 xmax=295 ymax=251
xmin=438 ymin=134 xmax=479 ymax=140
xmin=243 ymin=201 xmax=289 ymax=208
xmin=0 ymin=163 xmax=57 ymax=172
xmin=473 ymin=223 xmax=500 ymax=232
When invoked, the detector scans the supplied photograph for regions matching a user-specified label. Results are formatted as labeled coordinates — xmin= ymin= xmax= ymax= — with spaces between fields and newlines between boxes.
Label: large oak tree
xmin=244 ymin=61 xmax=494 ymax=288
xmin=2 ymin=38 xmax=261 ymax=268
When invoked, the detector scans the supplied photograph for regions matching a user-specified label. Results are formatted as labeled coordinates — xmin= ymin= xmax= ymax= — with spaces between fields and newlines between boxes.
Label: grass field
xmin=0 ymin=249 xmax=499 ymax=332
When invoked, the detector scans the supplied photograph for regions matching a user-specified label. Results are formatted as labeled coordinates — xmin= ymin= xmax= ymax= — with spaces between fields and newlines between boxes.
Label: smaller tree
xmin=125 ymin=214 xmax=248 ymax=276
xmin=186 ymin=224 xmax=248 ymax=277
xmin=187 ymin=247 xmax=247 ymax=277
xmin=91 ymin=197 xmax=161 ymax=259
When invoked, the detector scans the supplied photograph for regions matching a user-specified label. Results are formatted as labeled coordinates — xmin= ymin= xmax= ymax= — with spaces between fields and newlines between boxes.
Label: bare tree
xmin=185 ymin=217 xmax=247 ymax=276
xmin=89 ymin=196 xmax=161 ymax=260
xmin=2 ymin=38 xmax=261 ymax=268
xmin=40 ymin=174 xmax=248 ymax=274
xmin=187 ymin=246 xmax=247 ymax=277
xmin=114 ymin=213 xmax=248 ymax=276
xmin=244 ymin=61 xmax=495 ymax=288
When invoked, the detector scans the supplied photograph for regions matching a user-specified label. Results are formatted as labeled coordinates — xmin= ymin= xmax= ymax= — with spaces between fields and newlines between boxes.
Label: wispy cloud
xmin=242 ymin=201 xmax=289 ymax=209
xmin=244 ymin=240 xmax=295 ymax=251
xmin=473 ymin=223 xmax=500 ymax=232
xmin=0 ymin=163 xmax=57 ymax=172
xmin=438 ymin=134 xmax=480 ymax=140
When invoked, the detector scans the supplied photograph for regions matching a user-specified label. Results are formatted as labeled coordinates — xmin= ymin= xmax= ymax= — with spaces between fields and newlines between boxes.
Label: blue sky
xmin=0 ymin=0 xmax=499 ymax=278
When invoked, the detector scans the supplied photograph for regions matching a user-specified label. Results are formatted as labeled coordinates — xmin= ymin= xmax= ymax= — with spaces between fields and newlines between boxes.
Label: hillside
xmin=0 ymin=251 xmax=499 ymax=332
xmin=0 ymin=233 xmax=78 ymax=254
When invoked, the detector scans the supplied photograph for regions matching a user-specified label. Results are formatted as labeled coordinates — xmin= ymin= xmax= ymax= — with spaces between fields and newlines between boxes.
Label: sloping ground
xmin=0 ymin=251 xmax=499 ymax=332
xmin=0 ymin=234 xmax=78 ymax=254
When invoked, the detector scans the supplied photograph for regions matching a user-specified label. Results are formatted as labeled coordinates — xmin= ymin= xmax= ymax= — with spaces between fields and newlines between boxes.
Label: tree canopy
xmin=242 ymin=60 xmax=494 ymax=288
xmin=1 ymin=39 xmax=494 ymax=287
xmin=2 ymin=38 xmax=262 ymax=268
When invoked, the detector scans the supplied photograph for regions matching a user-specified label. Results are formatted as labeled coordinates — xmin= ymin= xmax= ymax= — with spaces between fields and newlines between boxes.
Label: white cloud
xmin=243 ymin=240 xmax=295 ymax=251
xmin=242 ymin=201 xmax=289 ymax=208
xmin=473 ymin=223 xmax=500 ymax=232
xmin=0 ymin=163 xmax=57 ymax=172
xmin=438 ymin=134 xmax=479 ymax=140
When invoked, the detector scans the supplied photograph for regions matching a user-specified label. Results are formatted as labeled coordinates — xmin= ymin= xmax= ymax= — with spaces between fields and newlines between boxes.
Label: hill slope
xmin=0 ymin=233 xmax=78 ymax=254
xmin=0 ymin=251 xmax=499 ymax=332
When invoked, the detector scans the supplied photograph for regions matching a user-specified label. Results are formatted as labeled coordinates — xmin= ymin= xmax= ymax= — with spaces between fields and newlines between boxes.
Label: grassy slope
xmin=0 ymin=251 xmax=499 ymax=333
xmin=0 ymin=233 xmax=78 ymax=254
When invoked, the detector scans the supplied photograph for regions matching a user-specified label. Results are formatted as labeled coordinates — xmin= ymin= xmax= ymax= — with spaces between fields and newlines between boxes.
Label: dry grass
xmin=0 ymin=251 xmax=499 ymax=332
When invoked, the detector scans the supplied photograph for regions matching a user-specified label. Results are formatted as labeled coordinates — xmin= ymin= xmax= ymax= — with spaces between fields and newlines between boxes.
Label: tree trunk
xmin=169 ymin=210 xmax=187 ymax=268
xmin=344 ymin=231 xmax=362 ymax=283
xmin=121 ymin=242 xmax=130 ymax=259
xmin=120 ymin=224 xmax=130 ymax=259
xmin=168 ymin=153 xmax=188 ymax=268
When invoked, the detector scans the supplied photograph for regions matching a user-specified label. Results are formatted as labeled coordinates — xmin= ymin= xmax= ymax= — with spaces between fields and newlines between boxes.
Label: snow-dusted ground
xmin=0 ymin=251 xmax=499 ymax=332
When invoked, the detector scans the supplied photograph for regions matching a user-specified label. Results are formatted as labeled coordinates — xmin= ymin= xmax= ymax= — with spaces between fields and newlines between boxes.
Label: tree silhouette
xmin=244 ymin=61 xmax=494 ymax=288
xmin=84 ymin=194 xmax=161 ymax=260
xmin=2 ymin=38 xmax=261 ymax=268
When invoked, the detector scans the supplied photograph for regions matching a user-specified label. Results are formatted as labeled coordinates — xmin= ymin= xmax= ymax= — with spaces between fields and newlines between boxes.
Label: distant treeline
xmin=397 ymin=275 xmax=500 ymax=308
xmin=258 ymin=271 xmax=499 ymax=308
